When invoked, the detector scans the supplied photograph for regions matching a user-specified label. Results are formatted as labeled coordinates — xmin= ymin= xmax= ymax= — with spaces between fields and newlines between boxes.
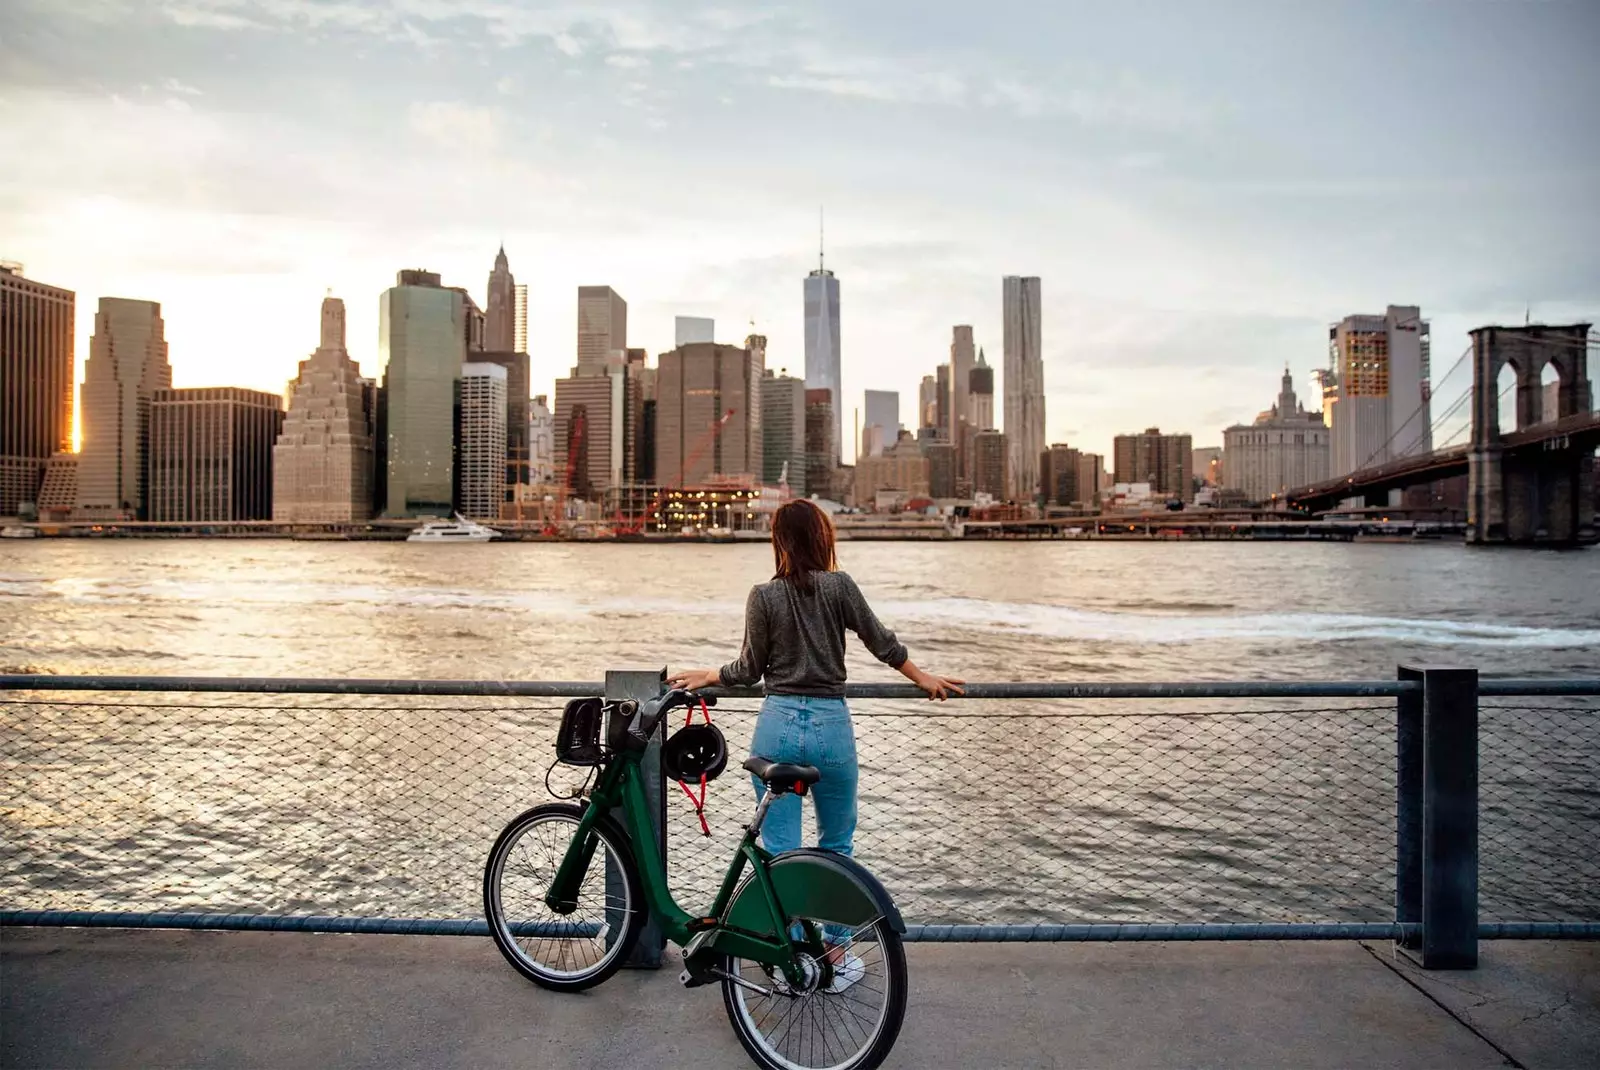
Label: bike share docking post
xmin=606 ymin=668 xmax=668 ymax=967
xmin=1396 ymin=663 xmax=1479 ymax=969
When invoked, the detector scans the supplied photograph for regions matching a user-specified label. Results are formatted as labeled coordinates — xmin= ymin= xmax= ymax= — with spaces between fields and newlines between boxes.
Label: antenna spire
xmin=819 ymin=206 xmax=825 ymax=272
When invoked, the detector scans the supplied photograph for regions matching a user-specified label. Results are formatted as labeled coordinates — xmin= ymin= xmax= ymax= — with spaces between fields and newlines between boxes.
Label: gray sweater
xmin=719 ymin=571 xmax=909 ymax=696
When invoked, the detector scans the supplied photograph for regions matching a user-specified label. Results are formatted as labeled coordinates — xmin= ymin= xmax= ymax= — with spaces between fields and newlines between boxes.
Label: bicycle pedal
xmin=678 ymin=968 xmax=715 ymax=989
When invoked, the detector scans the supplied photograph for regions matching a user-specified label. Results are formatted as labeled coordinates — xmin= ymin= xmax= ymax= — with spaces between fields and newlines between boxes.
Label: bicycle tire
xmin=722 ymin=916 xmax=909 ymax=1070
xmin=483 ymin=802 xmax=644 ymax=992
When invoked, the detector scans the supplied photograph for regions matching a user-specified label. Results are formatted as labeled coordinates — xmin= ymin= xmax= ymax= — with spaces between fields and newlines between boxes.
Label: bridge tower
xmin=1467 ymin=323 xmax=1593 ymax=545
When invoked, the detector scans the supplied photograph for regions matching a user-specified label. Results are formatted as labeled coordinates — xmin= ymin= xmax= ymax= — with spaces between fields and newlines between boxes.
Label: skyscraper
xmin=804 ymin=228 xmax=841 ymax=464
xmin=485 ymin=245 xmax=516 ymax=353
xmin=513 ymin=284 xmax=529 ymax=355
xmin=1113 ymin=427 xmax=1194 ymax=501
xmin=381 ymin=270 xmax=466 ymax=517
xmin=149 ymin=387 xmax=282 ymax=522
xmin=762 ymin=369 xmax=807 ymax=495
xmin=273 ymin=295 xmax=375 ymax=522
xmin=1 ymin=263 xmax=74 ymax=515
xmin=1002 ymin=276 xmax=1045 ymax=499
xmin=973 ymin=429 xmax=1010 ymax=501
xmin=675 ymin=316 xmax=715 ymax=346
xmin=1039 ymin=443 xmax=1084 ymax=507
xmin=969 ymin=348 xmax=994 ymax=429
xmin=75 ymin=297 xmax=171 ymax=519
xmin=804 ymin=388 xmax=836 ymax=502
xmin=918 ymin=374 xmax=939 ymax=432
xmin=459 ymin=362 xmax=508 ymax=519
xmin=473 ymin=350 xmax=531 ymax=495
xmin=577 ymin=286 xmax=627 ymax=376
xmin=1325 ymin=305 xmax=1431 ymax=477
xmin=863 ymin=389 xmax=899 ymax=458
xmin=947 ymin=324 xmax=975 ymax=453
xmin=656 ymin=341 xmax=764 ymax=486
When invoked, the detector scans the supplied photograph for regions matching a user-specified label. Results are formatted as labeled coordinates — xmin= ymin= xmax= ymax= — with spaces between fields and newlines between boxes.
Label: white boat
xmin=1 ymin=524 xmax=37 ymax=539
xmin=406 ymin=514 xmax=502 ymax=543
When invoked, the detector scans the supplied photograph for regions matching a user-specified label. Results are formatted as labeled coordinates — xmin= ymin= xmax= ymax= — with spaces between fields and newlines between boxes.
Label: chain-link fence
xmin=1 ymin=685 xmax=1596 ymax=930
xmin=1479 ymin=700 xmax=1600 ymax=923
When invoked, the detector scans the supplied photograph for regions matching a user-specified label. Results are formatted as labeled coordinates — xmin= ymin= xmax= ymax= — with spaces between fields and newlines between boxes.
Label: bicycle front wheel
xmin=721 ymin=915 xmax=908 ymax=1070
xmin=482 ymin=802 xmax=643 ymax=992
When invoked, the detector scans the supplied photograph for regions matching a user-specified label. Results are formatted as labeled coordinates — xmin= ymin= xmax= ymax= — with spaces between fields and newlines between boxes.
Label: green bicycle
xmin=483 ymin=688 xmax=909 ymax=1070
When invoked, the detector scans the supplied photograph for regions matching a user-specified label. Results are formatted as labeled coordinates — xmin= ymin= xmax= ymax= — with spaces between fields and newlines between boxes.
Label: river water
xmin=2 ymin=540 xmax=1597 ymax=925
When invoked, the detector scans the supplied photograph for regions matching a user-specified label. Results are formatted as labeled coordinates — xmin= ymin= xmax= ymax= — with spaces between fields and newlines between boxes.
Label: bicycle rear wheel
xmin=483 ymin=802 xmax=643 ymax=992
xmin=721 ymin=916 xmax=907 ymax=1070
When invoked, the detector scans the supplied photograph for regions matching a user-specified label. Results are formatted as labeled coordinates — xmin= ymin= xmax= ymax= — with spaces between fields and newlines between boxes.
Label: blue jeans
xmin=748 ymin=695 xmax=858 ymax=859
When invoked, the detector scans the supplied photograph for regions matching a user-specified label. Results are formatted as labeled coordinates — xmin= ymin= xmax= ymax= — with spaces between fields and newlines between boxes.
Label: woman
xmin=668 ymin=498 xmax=963 ymax=910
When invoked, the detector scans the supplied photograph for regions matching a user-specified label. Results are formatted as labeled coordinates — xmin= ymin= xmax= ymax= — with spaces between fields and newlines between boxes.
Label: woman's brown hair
xmin=771 ymin=499 xmax=837 ymax=592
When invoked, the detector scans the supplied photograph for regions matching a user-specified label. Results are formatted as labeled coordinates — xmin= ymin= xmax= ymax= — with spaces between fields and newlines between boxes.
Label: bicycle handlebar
xmin=625 ymin=688 xmax=716 ymax=749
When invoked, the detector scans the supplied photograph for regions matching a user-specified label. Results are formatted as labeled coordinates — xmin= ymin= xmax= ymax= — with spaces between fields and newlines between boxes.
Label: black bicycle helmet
xmin=662 ymin=722 xmax=728 ymax=783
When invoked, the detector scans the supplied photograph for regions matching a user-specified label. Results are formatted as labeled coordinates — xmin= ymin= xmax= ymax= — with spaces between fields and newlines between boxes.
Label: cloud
xmin=407 ymin=100 xmax=497 ymax=152
xmin=605 ymin=53 xmax=648 ymax=69
xmin=162 ymin=76 xmax=203 ymax=96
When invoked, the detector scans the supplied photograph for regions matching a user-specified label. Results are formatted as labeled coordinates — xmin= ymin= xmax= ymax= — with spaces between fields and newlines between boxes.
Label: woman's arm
xmin=839 ymin=574 xmax=964 ymax=701
xmin=896 ymin=657 xmax=965 ymax=701
xmin=668 ymin=586 xmax=767 ymax=692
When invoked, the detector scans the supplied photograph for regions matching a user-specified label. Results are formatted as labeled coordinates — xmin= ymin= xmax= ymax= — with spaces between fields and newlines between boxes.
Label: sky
xmin=2 ymin=0 xmax=1597 ymax=461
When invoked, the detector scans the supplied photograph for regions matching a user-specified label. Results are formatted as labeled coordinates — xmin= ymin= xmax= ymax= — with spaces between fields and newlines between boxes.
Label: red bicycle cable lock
xmin=676 ymin=696 xmax=714 ymax=837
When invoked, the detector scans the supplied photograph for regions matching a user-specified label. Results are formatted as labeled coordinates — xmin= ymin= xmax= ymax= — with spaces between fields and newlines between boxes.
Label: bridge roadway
xmin=1286 ymin=411 xmax=1600 ymax=514
xmin=4 ymin=928 xmax=1596 ymax=1069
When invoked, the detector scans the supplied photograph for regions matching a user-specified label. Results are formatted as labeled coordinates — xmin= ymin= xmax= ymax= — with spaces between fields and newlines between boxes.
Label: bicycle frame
xmin=544 ymin=746 xmax=805 ymax=970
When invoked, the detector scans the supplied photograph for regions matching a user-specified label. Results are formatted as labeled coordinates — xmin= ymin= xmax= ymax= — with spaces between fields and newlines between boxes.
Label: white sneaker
xmin=824 ymin=952 xmax=864 ymax=994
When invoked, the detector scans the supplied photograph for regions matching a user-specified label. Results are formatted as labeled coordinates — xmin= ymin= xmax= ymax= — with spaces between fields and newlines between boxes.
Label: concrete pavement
xmin=3 ymin=928 xmax=1595 ymax=1069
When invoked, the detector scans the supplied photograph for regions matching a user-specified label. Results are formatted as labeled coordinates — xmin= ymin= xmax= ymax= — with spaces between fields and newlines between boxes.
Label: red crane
xmin=543 ymin=406 xmax=587 ymax=536
xmin=679 ymin=408 xmax=736 ymax=486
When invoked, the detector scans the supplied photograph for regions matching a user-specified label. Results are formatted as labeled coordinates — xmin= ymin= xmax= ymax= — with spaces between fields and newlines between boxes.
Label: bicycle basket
xmin=555 ymin=697 xmax=606 ymax=766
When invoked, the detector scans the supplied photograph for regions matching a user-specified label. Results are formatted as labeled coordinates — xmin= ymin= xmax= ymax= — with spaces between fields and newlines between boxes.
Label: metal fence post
xmin=1409 ymin=664 xmax=1479 ymax=969
xmin=606 ymin=668 xmax=667 ymax=968
xmin=1395 ymin=665 xmax=1424 ymax=951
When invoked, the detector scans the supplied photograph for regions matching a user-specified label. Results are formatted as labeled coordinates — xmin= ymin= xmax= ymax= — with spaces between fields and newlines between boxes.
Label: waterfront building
xmin=1193 ymin=446 xmax=1223 ymax=487
xmin=973 ymin=428 xmax=1010 ymax=501
xmin=529 ymin=394 xmax=554 ymax=484
xmin=1039 ymin=443 xmax=1086 ymax=507
xmin=149 ymin=387 xmax=283 ymax=522
xmin=459 ymin=362 xmax=508 ymax=519
xmin=75 ymin=297 xmax=171 ymax=519
xmin=924 ymin=440 xmax=957 ymax=499
xmin=0 ymin=263 xmax=74 ymax=516
xmin=485 ymin=245 xmax=516 ymax=353
xmin=762 ymin=369 xmax=807 ymax=495
xmin=1113 ymin=427 xmax=1194 ymax=502
xmin=804 ymin=388 xmax=836 ymax=501
xmin=381 ymin=269 xmax=466 ymax=517
xmin=1324 ymin=305 xmax=1430 ymax=477
xmin=656 ymin=339 xmax=764 ymax=486
xmin=577 ymin=285 xmax=627 ymax=377
xmin=273 ymin=296 xmax=374 ymax=522
xmin=1223 ymin=368 xmax=1330 ymax=503
xmin=35 ymin=451 xmax=76 ymax=521
xmin=675 ymin=316 xmax=714 ymax=346
xmin=854 ymin=430 xmax=929 ymax=507
xmin=1002 ymin=276 xmax=1045 ymax=499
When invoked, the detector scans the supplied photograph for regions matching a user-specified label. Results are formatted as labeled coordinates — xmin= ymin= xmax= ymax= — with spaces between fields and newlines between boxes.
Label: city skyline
xmin=2 ymin=1 xmax=1596 ymax=462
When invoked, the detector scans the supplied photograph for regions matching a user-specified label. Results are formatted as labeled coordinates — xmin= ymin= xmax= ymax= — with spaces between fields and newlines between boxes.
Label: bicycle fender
xmin=723 ymin=848 xmax=906 ymax=934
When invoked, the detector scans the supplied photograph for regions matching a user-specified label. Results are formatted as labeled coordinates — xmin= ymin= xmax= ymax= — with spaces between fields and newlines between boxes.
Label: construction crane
xmin=679 ymin=408 xmax=736 ymax=486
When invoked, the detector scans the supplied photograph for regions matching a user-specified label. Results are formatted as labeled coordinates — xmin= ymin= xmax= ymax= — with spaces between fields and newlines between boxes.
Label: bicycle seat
xmin=743 ymin=756 xmax=821 ymax=794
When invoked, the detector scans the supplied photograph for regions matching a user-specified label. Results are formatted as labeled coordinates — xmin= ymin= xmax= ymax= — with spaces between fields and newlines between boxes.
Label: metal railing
xmin=2 ymin=668 xmax=1596 ymax=969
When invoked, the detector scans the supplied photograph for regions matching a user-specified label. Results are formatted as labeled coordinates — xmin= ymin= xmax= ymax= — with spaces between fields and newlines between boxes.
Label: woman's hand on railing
xmin=898 ymin=658 xmax=966 ymax=701
xmin=666 ymin=668 xmax=721 ymax=692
